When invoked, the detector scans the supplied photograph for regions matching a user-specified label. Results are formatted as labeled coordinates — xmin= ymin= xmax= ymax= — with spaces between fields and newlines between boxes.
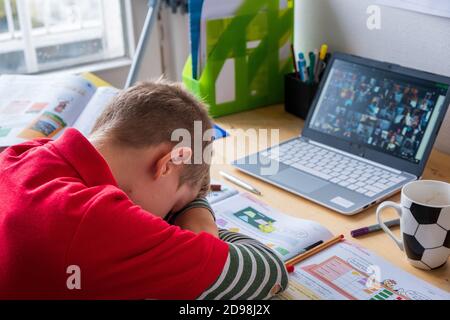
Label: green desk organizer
xmin=183 ymin=0 xmax=294 ymax=118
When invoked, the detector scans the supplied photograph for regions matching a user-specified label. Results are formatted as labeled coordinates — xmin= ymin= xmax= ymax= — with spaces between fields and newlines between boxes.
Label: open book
xmin=208 ymin=184 xmax=333 ymax=262
xmin=0 ymin=74 xmax=119 ymax=148
xmin=208 ymin=183 xmax=450 ymax=300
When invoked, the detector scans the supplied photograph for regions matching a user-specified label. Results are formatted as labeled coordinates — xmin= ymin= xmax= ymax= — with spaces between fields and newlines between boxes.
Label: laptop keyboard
xmin=261 ymin=139 xmax=407 ymax=198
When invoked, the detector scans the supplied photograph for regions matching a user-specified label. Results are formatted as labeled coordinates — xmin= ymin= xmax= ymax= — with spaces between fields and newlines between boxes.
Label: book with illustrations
xmin=207 ymin=183 xmax=450 ymax=300
xmin=0 ymin=74 xmax=120 ymax=148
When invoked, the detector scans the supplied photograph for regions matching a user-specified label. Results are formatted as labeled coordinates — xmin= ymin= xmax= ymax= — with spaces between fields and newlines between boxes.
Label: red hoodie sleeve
xmin=65 ymin=186 xmax=229 ymax=300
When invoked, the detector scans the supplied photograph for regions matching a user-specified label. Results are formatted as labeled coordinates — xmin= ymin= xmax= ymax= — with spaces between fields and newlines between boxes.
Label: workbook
xmin=0 ymin=74 xmax=229 ymax=148
xmin=208 ymin=186 xmax=333 ymax=261
xmin=208 ymin=184 xmax=450 ymax=300
xmin=0 ymin=74 xmax=119 ymax=148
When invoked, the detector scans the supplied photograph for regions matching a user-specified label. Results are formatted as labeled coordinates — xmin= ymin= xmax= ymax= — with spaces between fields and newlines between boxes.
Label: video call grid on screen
xmin=309 ymin=60 xmax=449 ymax=164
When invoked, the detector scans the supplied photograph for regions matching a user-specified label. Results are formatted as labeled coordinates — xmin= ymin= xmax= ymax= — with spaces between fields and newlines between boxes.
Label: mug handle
xmin=376 ymin=201 xmax=404 ymax=251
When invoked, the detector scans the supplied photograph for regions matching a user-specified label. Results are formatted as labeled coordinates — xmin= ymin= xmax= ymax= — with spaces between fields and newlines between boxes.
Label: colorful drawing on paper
xmin=233 ymin=207 xmax=276 ymax=233
xmin=18 ymin=112 xmax=67 ymax=139
xmin=54 ymin=100 xmax=70 ymax=114
xmin=302 ymin=256 xmax=409 ymax=300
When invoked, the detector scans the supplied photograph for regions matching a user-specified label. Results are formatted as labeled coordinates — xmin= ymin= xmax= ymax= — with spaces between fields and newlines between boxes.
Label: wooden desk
xmin=212 ymin=104 xmax=450 ymax=292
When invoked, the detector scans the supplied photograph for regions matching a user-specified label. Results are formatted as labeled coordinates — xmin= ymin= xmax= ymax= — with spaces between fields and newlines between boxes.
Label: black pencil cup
xmin=284 ymin=73 xmax=319 ymax=120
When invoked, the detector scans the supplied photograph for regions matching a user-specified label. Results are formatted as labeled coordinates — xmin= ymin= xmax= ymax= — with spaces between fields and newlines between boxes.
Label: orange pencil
xmin=285 ymin=234 xmax=345 ymax=267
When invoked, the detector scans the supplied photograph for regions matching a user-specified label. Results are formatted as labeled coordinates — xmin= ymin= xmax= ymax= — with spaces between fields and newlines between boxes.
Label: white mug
xmin=376 ymin=180 xmax=450 ymax=270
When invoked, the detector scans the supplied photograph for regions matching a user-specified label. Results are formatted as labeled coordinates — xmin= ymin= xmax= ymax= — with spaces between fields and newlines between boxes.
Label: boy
xmin=0 ymin=80 xmax=288 ymax=299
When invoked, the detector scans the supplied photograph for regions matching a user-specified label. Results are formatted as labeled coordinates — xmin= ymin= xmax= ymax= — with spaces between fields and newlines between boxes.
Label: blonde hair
xmin=92 ymin=79 xmax=213 ymax=189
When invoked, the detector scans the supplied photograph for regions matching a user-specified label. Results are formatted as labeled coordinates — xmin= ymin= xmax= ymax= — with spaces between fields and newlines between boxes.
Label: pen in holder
xmin=284 ymin=72 xmax=319 ymax=120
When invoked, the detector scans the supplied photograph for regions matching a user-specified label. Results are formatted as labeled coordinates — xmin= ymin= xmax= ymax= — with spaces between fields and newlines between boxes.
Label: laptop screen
xmin=309 ymin=59 xmax=449 ymax=164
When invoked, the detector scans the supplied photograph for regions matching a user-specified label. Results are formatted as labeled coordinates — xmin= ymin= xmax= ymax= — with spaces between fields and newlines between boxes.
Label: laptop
xmin=232 ymin=52 xmax=450 ymax=215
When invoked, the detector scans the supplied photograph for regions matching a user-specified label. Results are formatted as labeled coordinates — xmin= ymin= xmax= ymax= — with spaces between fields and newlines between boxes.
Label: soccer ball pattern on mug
xmin=401 ymin=201 xmax=450 ymax=270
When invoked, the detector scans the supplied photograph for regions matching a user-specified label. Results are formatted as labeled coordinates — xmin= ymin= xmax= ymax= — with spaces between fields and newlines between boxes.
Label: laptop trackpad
xmin=270 ymin=168 xmax=328 ymax=194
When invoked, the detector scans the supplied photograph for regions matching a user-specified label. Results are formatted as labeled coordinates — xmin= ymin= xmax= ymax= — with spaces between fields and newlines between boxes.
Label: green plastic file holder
xmin=183 ymin=0 xmax=294 ymax=118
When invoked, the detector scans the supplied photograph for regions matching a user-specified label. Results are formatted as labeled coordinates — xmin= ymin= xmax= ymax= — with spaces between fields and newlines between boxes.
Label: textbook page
xmin=279 ymin=241 xmax=450 ymax=300
xmin=73 ymin=87 xmax=120 ymax=137
xmin=0 ymin=75 xmax=96 ymax=147
xmin=211 ymin=193 xmax=333 ymax=261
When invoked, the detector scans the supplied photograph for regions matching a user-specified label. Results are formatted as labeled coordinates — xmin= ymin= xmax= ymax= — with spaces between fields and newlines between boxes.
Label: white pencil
xmin=219 ymin=171 xmax=262 ymax=196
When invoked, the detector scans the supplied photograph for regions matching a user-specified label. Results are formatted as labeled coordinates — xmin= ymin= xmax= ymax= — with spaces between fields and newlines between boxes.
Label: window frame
xmin=0 ymin=0 xmax=135 ymax=74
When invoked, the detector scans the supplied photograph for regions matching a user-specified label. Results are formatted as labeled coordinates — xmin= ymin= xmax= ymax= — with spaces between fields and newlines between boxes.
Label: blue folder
xmin=188 ymin=0 xmax=204 ymax=79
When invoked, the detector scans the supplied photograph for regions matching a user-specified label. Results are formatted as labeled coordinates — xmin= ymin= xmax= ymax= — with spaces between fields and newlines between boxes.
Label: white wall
xmin=294 ymin=0 xmax=450 ymax=76
xmin=294 ymin=0 xmax=450 ymax=154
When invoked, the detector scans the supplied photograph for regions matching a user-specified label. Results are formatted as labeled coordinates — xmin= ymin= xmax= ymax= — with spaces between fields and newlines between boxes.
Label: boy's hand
xmin=173 ymin=207 xmax=219 ymax=238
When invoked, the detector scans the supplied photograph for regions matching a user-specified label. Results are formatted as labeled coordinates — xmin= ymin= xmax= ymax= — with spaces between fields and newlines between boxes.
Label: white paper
xmin=215 ymin=58 xmax=236 ymax=104
xmin=211 ymin=192 xmax=333 ymax=261
xmin=198 ymin=1 xmax=243 ymax=107
xmin=377 ymin=0 xmax=450 ymax=19
xmin=73 ymin=87 xmax=120 ymax=137
xmin=279 ymin=241 xmax=450 ymax=300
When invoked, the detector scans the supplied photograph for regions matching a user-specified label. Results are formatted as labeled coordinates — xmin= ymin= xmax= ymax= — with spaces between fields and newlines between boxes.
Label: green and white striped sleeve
xmin=197 ymin=229 xmax=289 ymax=300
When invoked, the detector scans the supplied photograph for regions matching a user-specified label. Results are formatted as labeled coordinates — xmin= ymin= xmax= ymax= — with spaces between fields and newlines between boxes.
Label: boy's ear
xmin=154 ymin=147 xmax=192 ymax=179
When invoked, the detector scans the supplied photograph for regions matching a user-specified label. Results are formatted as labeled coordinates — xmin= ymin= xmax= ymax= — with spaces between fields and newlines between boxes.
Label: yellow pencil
xmin=285 ymin=234 xmax=344 ymax=267
xmin=320 ymin=44 xmax=328 ymax=61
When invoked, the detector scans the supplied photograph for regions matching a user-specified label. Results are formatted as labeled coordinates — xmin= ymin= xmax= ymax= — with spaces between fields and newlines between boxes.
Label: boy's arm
xmin=166 ymin=198 xmax=219 ymax=238
xmin=173 ymin=207 xmax=219 ymax=238
xmin=197 ymin=229 xmax=289 ymax=300
xmin=162 ymin=195 xmax=289 ymax=299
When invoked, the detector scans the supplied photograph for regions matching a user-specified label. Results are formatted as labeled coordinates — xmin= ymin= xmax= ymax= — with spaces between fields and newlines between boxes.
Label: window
xmin=0 ymin=0 xmax=131 ymax=74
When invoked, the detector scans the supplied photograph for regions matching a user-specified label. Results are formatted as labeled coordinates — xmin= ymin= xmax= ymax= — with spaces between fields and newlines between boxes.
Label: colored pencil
xmin=351 ymin=219 xmax=400 ymax=238
xmin=285 ymin=235 xmax=345 ymax=266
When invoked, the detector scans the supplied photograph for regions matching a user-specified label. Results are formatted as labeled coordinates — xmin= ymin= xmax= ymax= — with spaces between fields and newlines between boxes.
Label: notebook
xmin=207 ymin=183 xmax=450 ymax=300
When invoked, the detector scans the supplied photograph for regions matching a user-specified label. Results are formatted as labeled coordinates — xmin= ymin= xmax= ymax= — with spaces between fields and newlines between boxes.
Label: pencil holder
xmin=284 ymin=73 xmax=319 ymax=120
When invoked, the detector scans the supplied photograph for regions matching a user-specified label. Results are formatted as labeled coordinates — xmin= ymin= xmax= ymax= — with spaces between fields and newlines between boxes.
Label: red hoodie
xmin=0 ymin=128 xmax=228 ymax=299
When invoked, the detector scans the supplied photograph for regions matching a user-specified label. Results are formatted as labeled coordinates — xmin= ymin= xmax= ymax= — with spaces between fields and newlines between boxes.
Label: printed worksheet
xmin=279 ymin=241 xmax=450 ymax=300
xmin=211 ymin=192 xmax=333 ymax=261
xmin=209 ymin=183 xmax=449 ymax=300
